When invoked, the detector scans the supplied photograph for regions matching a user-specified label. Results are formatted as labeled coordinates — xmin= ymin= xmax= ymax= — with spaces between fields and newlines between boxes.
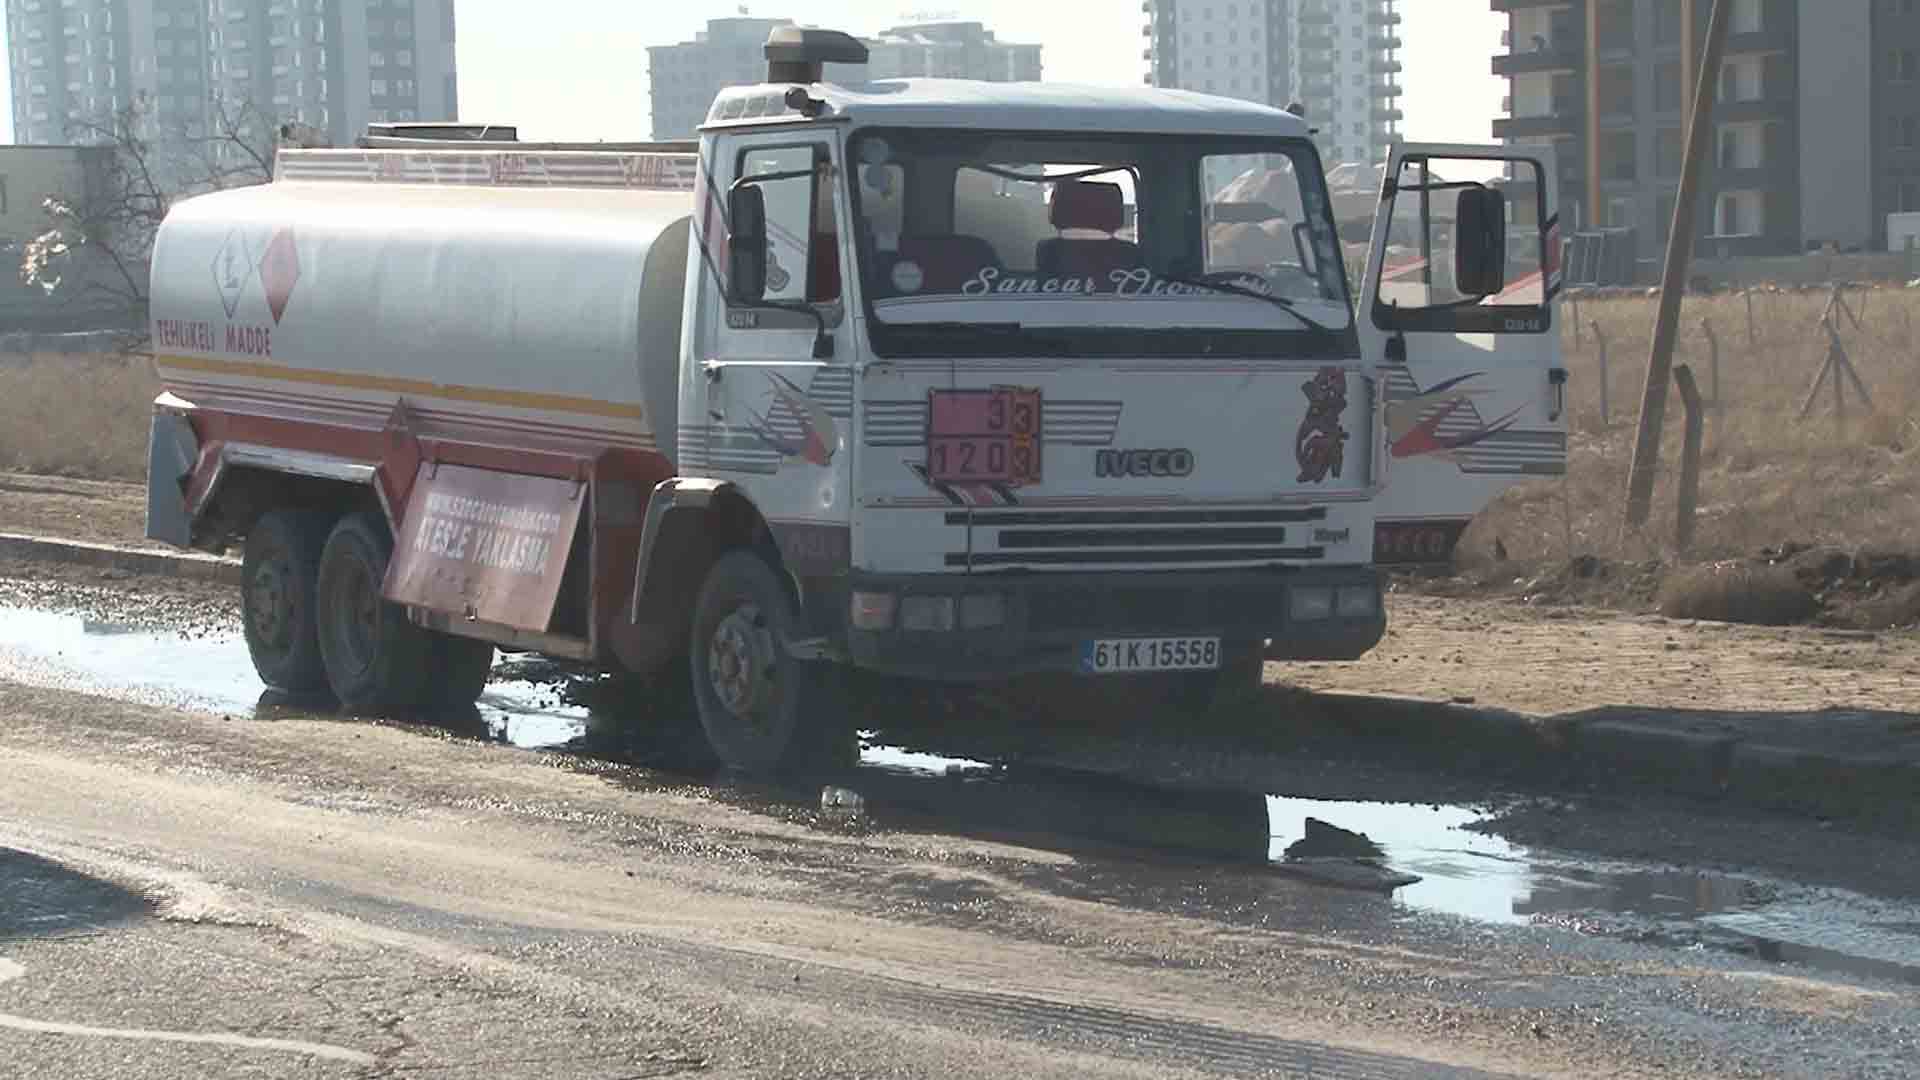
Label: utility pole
xmin=1623 ymin=0 xmax=1732 ymax=529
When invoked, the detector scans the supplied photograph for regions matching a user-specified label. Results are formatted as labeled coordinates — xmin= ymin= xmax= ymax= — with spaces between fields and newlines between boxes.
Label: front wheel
xmin=688 ymin=550 xmax=850 ymax=776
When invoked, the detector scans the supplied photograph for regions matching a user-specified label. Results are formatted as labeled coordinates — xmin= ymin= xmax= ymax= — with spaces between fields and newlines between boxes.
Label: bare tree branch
xmin=17 ymin=94 xmax=277 ymax=351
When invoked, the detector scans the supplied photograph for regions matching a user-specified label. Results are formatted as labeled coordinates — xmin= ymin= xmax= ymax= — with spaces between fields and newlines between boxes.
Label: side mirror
xmin=1453 ymin=185 xmax=1508 ymax=298
xmin=728 ymin=184 xmax=767 ymax=302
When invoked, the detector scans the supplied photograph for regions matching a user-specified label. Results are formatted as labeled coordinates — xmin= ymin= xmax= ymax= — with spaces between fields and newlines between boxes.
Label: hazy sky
xmin=1 ymin=1 xmax=1503 ymax=147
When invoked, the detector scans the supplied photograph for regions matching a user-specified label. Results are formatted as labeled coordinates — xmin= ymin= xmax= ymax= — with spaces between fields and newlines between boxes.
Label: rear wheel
xmin=316 ymin=512 xmax=431 ymax=713
xmin=240 ymin=509 xmax=334 ymax=693
xmin=688 ymin=550 xmax=851 ymax=776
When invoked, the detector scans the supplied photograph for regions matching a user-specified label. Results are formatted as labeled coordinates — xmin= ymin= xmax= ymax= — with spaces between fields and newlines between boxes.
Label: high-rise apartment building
xmin=5 ymin=0 xmax=459 ymax=150
xmin=1493 ymin=0 xmax=1920 ymax=256
xmin=1143 ymin=0 xmax=1405 ymax=169
xmin=647 ymin=16 xmax=1044 ymax=141
xmin=863 ymin=21 xmax=1042 ymax=83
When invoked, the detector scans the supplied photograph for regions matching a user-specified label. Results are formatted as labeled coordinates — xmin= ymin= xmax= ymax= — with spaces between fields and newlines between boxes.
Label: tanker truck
xmin=143 ymin=28 xmax=1564 ymax=774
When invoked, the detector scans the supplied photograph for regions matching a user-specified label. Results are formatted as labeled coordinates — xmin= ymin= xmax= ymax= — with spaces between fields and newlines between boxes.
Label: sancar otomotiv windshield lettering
xmin=143 ymin=28 xmax=1561 ymax=775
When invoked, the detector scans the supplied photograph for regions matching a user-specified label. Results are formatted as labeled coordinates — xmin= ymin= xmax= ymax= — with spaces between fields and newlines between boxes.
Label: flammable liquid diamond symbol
xmin=260 ymin=227 xmax=301 ymax=324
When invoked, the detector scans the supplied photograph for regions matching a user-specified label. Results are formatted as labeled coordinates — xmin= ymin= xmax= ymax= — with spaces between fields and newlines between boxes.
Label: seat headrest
xmin=1050 ymin=180 xmax=1125 ymax=234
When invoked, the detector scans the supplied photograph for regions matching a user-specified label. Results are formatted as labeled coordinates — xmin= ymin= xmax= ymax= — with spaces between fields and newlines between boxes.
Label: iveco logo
xmin=1095 ymin=448 xmax=1196 ymax=478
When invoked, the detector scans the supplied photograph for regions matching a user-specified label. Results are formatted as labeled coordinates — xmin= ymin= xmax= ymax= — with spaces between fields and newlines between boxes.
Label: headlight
xmin=1289 ymin=586 xmax=1333 ymax=621
xmin=1336 ymin=585 xmax=1379 ymax=617
xmin=851 ymin=591 xmax=896 ymax=630
xmin=960 ymin=593 xmax=1007 ymax=629
xmin=900 ymin=595 xmax=957 ymax=632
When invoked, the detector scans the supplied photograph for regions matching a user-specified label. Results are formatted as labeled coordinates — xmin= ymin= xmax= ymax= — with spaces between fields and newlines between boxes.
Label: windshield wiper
xmin=1152 ymin=274 xmax=1345 ymax=336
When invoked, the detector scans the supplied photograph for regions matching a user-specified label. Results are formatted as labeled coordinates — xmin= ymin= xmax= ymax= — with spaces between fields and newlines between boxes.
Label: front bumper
xmin=827 ymin=568 xmax=1386 ymax=681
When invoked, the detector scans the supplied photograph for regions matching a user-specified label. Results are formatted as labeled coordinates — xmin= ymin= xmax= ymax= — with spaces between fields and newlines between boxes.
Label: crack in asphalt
xmin=0 ymin=954 xmax=378 ymax=1066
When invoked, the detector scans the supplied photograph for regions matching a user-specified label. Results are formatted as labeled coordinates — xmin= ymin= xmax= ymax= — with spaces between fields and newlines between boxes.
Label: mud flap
xmin=145 ymin=406 xmax=200 ymax=547
xmin=386 ymin=462 xmax=585 ymax=633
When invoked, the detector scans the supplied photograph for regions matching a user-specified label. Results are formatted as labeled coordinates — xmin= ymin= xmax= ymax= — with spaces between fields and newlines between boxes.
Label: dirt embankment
xmin=1403 ymin=544 xmax=1920 ymax=632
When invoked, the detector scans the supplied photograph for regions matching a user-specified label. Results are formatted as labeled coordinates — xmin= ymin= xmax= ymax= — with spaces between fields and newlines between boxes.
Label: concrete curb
xmin=0 ymin=532 xmax=241 ymax=586
xmin=1319 ymin=694 xmax=1919 ymax=827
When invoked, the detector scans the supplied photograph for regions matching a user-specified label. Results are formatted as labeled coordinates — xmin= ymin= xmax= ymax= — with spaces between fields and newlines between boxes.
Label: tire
xmin=687 ymin=550 xmax=851 ymax=777
xmin=420 ymin=634 xmax=495 ymax=712
xmin=240 ymin=509 xmax=335 ymax=693
xmin=315 ymin=512 xmax=431 ymax=713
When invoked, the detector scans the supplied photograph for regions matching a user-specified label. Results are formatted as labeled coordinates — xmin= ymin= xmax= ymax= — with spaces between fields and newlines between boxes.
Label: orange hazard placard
xmin=386 ymin=462 xmax=584 ymax=633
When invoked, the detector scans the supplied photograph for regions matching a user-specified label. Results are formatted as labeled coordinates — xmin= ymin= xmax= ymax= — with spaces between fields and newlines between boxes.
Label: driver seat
xmin=1036 ymin=181 xmax=1143 ymax=281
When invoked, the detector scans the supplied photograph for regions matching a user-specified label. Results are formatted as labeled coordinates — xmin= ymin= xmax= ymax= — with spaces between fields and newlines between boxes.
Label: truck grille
xmin=953 ymin=507 xmax=1331 ymax=570
xmin=1025 ymin=581 xmax=1293 ymax=633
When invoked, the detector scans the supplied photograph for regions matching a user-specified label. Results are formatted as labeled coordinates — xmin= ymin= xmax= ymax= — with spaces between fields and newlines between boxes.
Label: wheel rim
xmin=707 ymin=602 xmax=777 ymax=724
xmin=247 ymin=548 xmax=294 ymax=651
xmin=335 ymin=556 xmax=380 ymax=677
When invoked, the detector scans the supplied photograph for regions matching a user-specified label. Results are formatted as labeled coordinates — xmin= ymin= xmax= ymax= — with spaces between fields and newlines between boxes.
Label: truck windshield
xmin=849 ymin=128 xmax=1355 ymax=357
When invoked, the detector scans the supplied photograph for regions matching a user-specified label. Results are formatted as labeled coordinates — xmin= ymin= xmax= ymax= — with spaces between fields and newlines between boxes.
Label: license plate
xmin=1083 ymin=637 xmax=1222 ymax=674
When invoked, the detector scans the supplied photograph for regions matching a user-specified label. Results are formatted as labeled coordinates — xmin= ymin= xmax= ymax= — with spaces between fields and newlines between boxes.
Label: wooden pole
xmin=1701 ymin=318 xmax=1720 ymax=411
xmin=1744 ymin=288 xmax=1757 ymax=349
xmin=1593 ymin=320 xmax=1609 ymax=426
xmin=1625 ymin=0 xmax=1733 ymax=528
xmin=1674 ymin=365 xmax=1704 ymax=557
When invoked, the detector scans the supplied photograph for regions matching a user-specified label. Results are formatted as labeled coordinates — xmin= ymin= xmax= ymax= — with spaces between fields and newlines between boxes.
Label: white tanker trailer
xmin=145 ymin=28 xmax=1564 ymax=774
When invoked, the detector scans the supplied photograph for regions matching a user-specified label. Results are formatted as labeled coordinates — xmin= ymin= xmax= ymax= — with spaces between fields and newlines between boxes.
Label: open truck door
xmin=1355 ymin=143 xmax=1566 ymax=566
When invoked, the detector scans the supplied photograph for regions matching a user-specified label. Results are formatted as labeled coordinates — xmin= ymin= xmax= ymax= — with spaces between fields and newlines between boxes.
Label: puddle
xmin=1265 ymin=794 xmax=1920 ymax=986
xmin=0 ymin=605 xmax=581 ymax=748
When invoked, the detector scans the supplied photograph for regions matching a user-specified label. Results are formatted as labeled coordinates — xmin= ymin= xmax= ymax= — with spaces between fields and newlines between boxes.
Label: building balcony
xmin=1298 ymin=9 xmax=1335 ymax=27
xmin=1716 ymin=95 xmax=1793 ymax=123
xmin=1713 ymin=164 xmax=1778 ymax=190
xmin=1301 ymin=32 xmax=1336 ymax=51
xmin=1300 ymin=78 xmax=1336 ymax=97
xmin=1726 ymin=26 xmax=1793 ymax=56
xmin=1492 ymin=46 xmax=1581 ymax=77
xmin=1373 ymin=107 xmax=1405 ymax=123
xmin=1369 ymin=10 xmax=1403 ymax=26
xmin=1370 ymin=35 xmax=1403 ymax=51
xmin=1370 ymin=81 xmax=1402 ymax=98
xmin=1300 ymin=55 xmax=1336 ymax=74
xmin=1371 ymin=58 xmax=1404 ymax=74
xmin=1493 ymin=112 xmax=1581 ymax=139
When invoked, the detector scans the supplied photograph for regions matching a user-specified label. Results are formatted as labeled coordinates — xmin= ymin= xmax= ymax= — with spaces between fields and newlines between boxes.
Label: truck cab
xmin=674 ymin=32 xmax=1387 ymax=698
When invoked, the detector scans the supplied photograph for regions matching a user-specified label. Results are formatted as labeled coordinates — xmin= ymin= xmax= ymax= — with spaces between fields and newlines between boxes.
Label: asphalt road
xmin=2 ymin=581 xmax=1919 ymax=1077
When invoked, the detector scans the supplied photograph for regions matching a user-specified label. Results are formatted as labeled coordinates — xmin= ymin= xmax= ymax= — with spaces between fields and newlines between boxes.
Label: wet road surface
xmin=3 ymin=583 xmax=1919 ymax=1077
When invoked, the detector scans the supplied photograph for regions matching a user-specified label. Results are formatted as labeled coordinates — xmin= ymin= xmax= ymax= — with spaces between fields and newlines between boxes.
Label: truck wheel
xmin=316 ymin=512 xmax=430 ymax=713
xmin=421 ymin=635 xmax=495 ymax=712
xmin=688 ymin=550 xmax=849 ymax=776
xmin=241 ymin=509 xmax=334 ymax=693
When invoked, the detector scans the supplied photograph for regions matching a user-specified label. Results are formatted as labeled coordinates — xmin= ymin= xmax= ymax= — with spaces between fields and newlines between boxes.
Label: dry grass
xmin=1658 ymin=562 xmax=1818 ymax=626
xmin=0 ymin=350 xmax=159 ymax=481
xmin=1463 ymin=286 xmax=1920 ymax=571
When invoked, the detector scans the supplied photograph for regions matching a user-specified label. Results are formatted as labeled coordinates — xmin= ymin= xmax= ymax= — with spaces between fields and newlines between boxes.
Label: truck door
xmin=695 ymin=133 xmax=856 ymax=561
xmin=1354 ymin=144 xmax=1566 ymax=565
